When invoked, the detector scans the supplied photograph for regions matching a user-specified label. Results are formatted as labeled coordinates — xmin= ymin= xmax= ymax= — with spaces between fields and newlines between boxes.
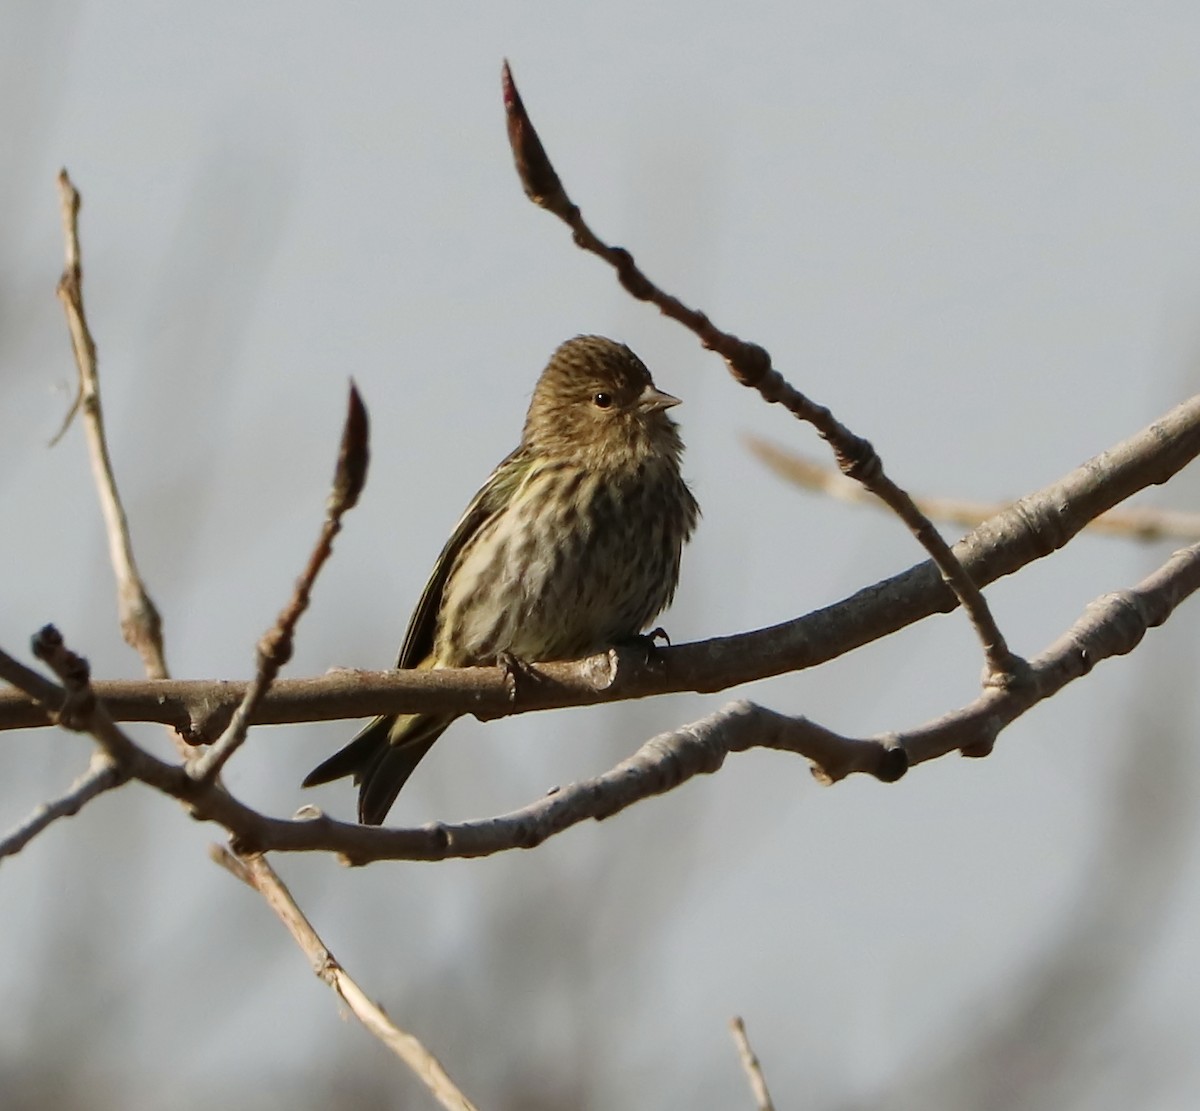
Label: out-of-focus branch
xmin=188 ymin=385 xmax=368 ymax=784
xmin=501 ymin=61 xmax=1019 ymax=683
xmin=730 ymin=1017 xmax=777 ymax=1111
xmin=5 ymin=390 xmax=1198 ymax=737
xmin=211 ymin=848 xmax=480 ymax=1111
xmin=747 ymin=435 xmax=1200 ymax=542
xmin=54 ymin=169 xmax=168 ymax=682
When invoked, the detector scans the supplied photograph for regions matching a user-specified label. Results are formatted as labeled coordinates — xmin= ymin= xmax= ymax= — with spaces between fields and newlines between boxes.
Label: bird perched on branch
xmin=303 ymin=334 xmax=699 ymax=825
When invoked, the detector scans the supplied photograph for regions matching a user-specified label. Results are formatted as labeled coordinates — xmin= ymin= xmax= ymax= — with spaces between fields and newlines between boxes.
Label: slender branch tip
xmin=501 ymin=60 xmax=571 ymax=218
xmin=333 ymin=382 xmax=370 ymax=513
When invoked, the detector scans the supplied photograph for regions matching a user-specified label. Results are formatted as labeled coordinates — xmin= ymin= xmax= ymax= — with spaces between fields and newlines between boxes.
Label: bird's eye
xmin=593 ymin=391 xmax=613 ymax=409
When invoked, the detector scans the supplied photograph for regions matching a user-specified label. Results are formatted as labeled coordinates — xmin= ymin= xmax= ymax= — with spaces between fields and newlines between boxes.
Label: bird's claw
xmin=497 ymin=650 xmax=534 ymax=703
xmin=615 ymin=628 xmax=671 ymax=670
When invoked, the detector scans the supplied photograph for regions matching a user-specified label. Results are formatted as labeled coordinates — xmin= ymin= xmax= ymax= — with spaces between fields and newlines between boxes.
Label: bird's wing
xmin=395 ymin=444 xmax=530 ymax=669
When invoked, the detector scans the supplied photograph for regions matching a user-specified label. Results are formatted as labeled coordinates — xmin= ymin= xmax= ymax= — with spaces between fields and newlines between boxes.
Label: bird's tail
xmin=302 ymin=713 xmax=454 ymax=826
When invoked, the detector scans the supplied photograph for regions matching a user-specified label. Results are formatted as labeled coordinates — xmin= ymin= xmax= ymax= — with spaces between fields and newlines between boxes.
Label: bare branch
xmin=237 ymin=540 xmax=1200 ymax=861
xmin=188 ymin=384 xmax=369 ymax=782
xmin=6 ymin=390 xmax=1198 ymax=738
xmin=42 ymin=175 xmax=471 ymax=1108
xmin=31 ymin=623 xmax=99 ymax=727
xmin=54 ymin=169 xmax=168 ymax=682
xmin=0 ymin=644 xmax=68 ymax=715
xmin=729 ymin=1017 xmax=777 ymax=1111
xmin=748 ymin=435 xmax=1200 ymax=542
xmin=3 ymin=526 xmax=1196 ymax=868
xmin=0 ymin=642 xmax=899 ymax=861
xmin=902 ymin=542 xmax=1200 ymax=764
xmin=0 ymin=754 xmax=125 ymax=863
xmin=4 ymin=629 xmax=482 ymax=1099
xmin=210 ymin=847 xmax=480 ymax=1111
xmin=501 ymin=61 xmax=1019 ymax=683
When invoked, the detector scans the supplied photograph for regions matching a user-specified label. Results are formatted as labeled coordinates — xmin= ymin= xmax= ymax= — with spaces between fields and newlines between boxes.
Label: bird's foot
xmin=614 ymin=627 xmax=671 ymax=670
xmin=496 ymin=650 xmax=536 ymax=703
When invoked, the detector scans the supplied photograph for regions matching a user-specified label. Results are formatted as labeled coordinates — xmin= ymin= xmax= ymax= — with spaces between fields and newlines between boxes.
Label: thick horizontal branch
xmin=176 ymin=540 xmax=1200 ymax=861
xmin=125 ymin=701 xmax=907 ymax=863
xmin=4 ymin=392 xmax=1199 ymax=737
xmin=4 ymin=534 xmax=1196 ymax=866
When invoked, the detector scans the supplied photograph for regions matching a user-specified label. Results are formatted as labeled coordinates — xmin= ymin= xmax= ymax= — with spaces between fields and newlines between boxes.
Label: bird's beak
xmin=639 ymin=384 xmax=681 ymax=413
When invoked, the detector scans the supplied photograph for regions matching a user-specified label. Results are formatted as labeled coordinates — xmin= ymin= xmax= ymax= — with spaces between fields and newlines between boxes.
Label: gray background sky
xmin=3 ymin=3 xmax=1200 ymax=1108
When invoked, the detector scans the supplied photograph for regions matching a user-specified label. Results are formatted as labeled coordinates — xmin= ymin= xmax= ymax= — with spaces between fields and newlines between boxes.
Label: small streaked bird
xmin=303 ymin=335 xmax=699 ymax=825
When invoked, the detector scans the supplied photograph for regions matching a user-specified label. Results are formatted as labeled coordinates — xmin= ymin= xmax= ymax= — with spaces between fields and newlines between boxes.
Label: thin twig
xmin=902 ymin=541 xmax=1200 ymax=764
xmin=43 ymin=173 xmax=472 ymax=1107
xmin=501 ymin=61 xmax=1020 ymax=683
xmin=6 ymin=630 xmax=475 ymax=1104
xmin=189 ymin=384 xmax=368 ymax=783
xmin=0 ymin=754 xmax=125 ymax=862
xmin=210 ymin=847 xmax=480 ymax=1111
xmin=54 ymin=169 xmax=168 ymax=682
xmin=729 ymin=1017 xmax=777 ymax=1111
xmin=748 ymin=435 xmax=1200 ymax=542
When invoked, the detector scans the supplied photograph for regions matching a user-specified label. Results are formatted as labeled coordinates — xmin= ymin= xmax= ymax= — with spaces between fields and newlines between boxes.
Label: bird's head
xmin=522 ymin=335 xmax=684 ymax=465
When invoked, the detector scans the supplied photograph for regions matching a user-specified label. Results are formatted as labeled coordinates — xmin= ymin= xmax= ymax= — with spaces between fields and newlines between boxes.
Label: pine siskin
xmin=303 ymin=335 xmax=699 ymax=824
